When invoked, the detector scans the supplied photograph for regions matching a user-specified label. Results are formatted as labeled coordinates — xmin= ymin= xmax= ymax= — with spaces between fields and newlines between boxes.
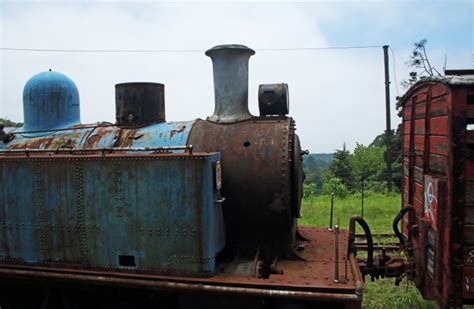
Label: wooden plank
xmin=430 ymin=95 xmax=449 ymax=117
xmin=431 ymin=84 xmax=449 ymax=98
xmin=429 ymin=154 xmax=447 ymax=174
xmin=403 ymin=193 xmax=409 ymax=206
xmin=466 ymin=204 xmax=474 ymax=225
xmin=415 ymin=119 xmax=425 ymax=135
xmin=464 ymin=246 xmax=474 ymax=264
xmin=404 ymin=105 xmax=412 ymax=119
xmin=465 ymin=225 xmax=474 ymax=244
xmin=415 ymin=155 xmax=424 ymax=168
xmin=430 ymin=136 xmax=449 ymax=156
xmin=415 ymin=181 xmax=424 ymax=202
xmin=430 ymin=116 xmax=449 ymax=136
xmin=415 ymin=135 xmax=424 ymax=151
xmin=463 ymin=267 xmax=474 ymax=298
xmin=414 ymin=166 xmax=424 ymax=183
xmin=403 ymin=176 xmax=410 ymax=205
xmin=403 ymin=175 xmax=410 ymax=190
xmin=468 ymin=105 xmax=474 ymax=119
xmin=414 ymin=197 xmax=424 ymax=218
xmin=467 ymin=159 xmax=474 ymax=181
xmin=467 ymin=131 xmax=474 ymax=145
xmin=463 ymin=247 xmax=474 ymax=299
xmin=403 ymin=134 xmax=411 ymax=150
xmin=403 ymin=120 xmax=411 ymax=135
xmin=467 ymin=182 xmax=474 ymax=204
xmin=414 ymin=91 xmax=428 ymax=102
xmin=415 ymin=102 xmax=426 ymax=119
xmin=404 ymin=160 xmax=409 ymax=176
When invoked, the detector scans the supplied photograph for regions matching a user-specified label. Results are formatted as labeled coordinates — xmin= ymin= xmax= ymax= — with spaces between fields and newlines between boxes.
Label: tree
xmin=0 ymin=118 xmax=22 ymax=128
xmin=322 ymin=177 xmax=349 ymax=198
xmin=351 ymin=143 xmax=385 ymax=190
xmin=303 ymin=183 xmax=317 ymax=198
xmin=401 ymin=39 xmax=442 ymax=89
xmin=327 ymin=144 xmax=354 ymax=190
xmin=303 ymin=154 xmax=332 ymax=194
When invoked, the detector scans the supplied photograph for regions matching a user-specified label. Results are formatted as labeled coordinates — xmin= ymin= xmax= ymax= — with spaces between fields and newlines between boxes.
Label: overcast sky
xmin=1 ymin=0 xmax=472 ymax=152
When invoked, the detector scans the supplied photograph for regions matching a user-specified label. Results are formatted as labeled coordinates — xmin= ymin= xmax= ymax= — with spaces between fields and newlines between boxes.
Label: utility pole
xmin=383 ymin=45 xmax=392 ymax=192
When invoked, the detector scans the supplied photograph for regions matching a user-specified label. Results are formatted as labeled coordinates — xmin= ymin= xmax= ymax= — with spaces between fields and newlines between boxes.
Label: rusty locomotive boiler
xmin=0 ymin=45 xmax=364 ymax=308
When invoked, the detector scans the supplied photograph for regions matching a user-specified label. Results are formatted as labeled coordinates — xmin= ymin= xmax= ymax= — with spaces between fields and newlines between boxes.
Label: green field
xmin=299 ymin=193 xmax=437 ymax=308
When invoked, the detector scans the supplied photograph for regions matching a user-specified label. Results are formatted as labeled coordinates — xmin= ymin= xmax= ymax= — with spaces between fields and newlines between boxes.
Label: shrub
xmin=303 ymin=183 xmax=317 ymax=198
xmin=322 ymin=177 xmax=349 ymax=198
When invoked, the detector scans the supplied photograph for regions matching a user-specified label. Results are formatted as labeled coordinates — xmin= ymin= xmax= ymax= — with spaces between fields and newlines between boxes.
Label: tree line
xmin=303 ymin=127 xmax=402 ymax=198
xmin=303 ymin=39 xmax=441 ymax=198
xmin=0 ymin=118 xmax=22 ymax=128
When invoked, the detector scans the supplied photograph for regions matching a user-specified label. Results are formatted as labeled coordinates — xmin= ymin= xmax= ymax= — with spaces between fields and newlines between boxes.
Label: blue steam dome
xmin=22 ymin=70 xmax=80 ymax=132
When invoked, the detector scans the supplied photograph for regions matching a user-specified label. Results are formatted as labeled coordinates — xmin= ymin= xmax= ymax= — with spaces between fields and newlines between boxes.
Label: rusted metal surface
xmin=398 ymin=75 xmax=474 ymax=307
xmin=0 ymin=152 xmax=224 ymax=277
xmin=0 ymin=267 xmax=360 ymax=302
xmin=205 ymin=45 xmax=254 ymax=124
xmin=3 ymin=121 xmax=195 ymax=152
xmin=258 ymin=83 xmax=289 ymax=116
xmin=354 ymin=231 xmax=401 ymax=252
xmin=115 ymin=82 xmax=166 ymax=128
xmin=0 ymin=227 xmax=362 ymax=306
xmin=1 ymin=116 xmax=305 ymax=275
xmin=0 ymin=145 xmax=193 ymax=155
xmin=188 ymin=117 xmax=302 ymax=256
xmin=291 ymin=126 xmax=304 ymax=219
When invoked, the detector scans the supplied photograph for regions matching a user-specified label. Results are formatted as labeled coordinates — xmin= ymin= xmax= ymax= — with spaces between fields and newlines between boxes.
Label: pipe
xmin=392 ymin=206 xmax=416 ymax=246
xmin=348 ymin=253 xmax=364 ymax=295
xmin=0 ymin=146 xmax=193 ymax=155
xmin=329 ymin=193 xmax=334 ymax=230
xmin=383 ymin=45 xmax=392 ymax=192
xmin=334 ymin=225 xmax=340 ymax=283
xmin=0 ymin=267 xmax=361 ymax=302
xmin=205 ymin=45 xmax=255 ymax=123
xmin=348 ymin=215 xmax=373 ymax=270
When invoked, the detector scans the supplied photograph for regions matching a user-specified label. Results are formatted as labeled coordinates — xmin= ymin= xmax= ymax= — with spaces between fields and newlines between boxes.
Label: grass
xmin=299 ymin=192 xmax=400 ymax=233
xmin=299 ymin=193 xmax=437 ymax=308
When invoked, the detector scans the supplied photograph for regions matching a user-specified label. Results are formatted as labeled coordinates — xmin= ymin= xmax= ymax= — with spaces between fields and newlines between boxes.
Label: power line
xmin=0 ymin=45 xmax=383 ymax=53
xmin=257 ymin=45 xmax=383 ymax=51
xmin=0 ymin=47 xmax=203 ymax=53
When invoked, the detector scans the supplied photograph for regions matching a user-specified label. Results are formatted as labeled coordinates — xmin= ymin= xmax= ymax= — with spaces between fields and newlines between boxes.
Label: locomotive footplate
xmin=0 ymin=227 xmax=362 ymax=308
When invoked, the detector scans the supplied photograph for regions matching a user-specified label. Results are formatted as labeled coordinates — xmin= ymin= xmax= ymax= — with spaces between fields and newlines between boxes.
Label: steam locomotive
xmin=0 ymin=44 xmax=352 ymax=308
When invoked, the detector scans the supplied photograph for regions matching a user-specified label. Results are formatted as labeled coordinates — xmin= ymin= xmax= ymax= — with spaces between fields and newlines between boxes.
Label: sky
xmin=0 ymin=0 xmax=472 ymax=152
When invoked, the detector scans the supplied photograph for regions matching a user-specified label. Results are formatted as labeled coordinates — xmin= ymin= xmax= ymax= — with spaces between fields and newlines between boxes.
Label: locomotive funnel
xmin=115 ymin=82 xmax=165 ymax=128
xmin=205 ymin=44 xmax=255 ymax=123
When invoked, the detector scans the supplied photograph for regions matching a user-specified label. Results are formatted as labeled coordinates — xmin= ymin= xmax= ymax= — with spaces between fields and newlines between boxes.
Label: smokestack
xmin=115 ymin=82 xmax=165 ymax=128
xmin=205 ymin=44 xmax=255 ymax=123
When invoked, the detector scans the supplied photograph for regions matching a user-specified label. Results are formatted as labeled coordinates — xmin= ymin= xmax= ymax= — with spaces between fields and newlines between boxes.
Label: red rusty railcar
xmin=399 ymin=71 xmax=474 ymax=307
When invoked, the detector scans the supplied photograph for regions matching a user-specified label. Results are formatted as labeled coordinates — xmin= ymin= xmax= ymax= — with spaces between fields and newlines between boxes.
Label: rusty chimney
xmin=205 ymin=44 xmax=255 ymax=123
xmin=115 ymin=82 xmax=165 ymax=128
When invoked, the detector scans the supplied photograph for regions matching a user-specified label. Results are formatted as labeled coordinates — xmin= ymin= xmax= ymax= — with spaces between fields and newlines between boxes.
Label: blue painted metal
xmin=131 ymin=121 xmax=194 ymax=149
xmin=22 ymin=71 xmax=80 ymax=134
xmin=0 ymin=152 xmax=224 ymax=276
